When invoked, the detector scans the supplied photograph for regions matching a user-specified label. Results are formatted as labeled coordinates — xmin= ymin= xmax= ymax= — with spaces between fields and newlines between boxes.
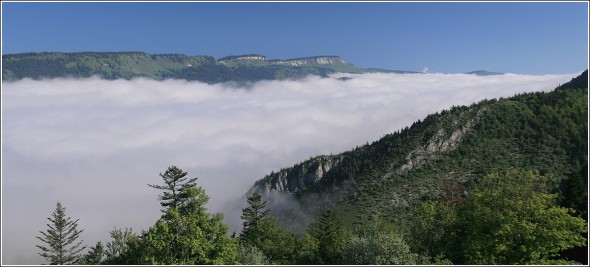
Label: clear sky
xmin=1 ymin=1 xmax=588 ymax=74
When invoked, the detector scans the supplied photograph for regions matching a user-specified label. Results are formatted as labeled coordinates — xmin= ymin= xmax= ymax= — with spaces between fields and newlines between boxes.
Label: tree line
xmin=37 ymin=166 xmax=586 ymax=265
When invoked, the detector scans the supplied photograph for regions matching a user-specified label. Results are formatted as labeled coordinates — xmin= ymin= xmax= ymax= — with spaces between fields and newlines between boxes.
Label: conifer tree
xmin=81 ymin=241 xmax=104 ymax=265
xmin=127 ymin=166 xmax=238 ymax=264
xmin=305 ymin=209 xmax=348 ymax=264
xmin=36 ymin=202 xmax=86 ymax=265
xmin=148 ymin=165 xmax=198 ymax=212
xmin=240 ymin=192 xmax=270 ymax=243
xmin=239 ymin=192 xmax=297 ymax=264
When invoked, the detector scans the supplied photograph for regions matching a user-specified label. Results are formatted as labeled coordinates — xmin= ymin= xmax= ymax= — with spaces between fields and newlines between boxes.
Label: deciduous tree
xmin=461 ymin=169 xmax=587 ymax=264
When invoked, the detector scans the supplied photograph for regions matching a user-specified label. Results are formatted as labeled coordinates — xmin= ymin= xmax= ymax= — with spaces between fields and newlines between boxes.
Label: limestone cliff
xmin=254 ymin=155 xmax=342 ymax=194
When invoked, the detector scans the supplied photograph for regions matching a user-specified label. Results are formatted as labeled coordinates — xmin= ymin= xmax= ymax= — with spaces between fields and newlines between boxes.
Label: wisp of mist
xmin=1 ymin=72 xmax=578 ymax=264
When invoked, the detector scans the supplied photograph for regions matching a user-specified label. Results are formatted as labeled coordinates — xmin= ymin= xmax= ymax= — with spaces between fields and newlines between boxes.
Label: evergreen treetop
xmin=36 ymin=202 xmax=86 ymax=265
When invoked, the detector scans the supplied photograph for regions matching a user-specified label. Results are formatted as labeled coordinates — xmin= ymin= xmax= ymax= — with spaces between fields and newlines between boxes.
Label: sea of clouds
xmin=1 ymin=72 xmax=579 ymax=264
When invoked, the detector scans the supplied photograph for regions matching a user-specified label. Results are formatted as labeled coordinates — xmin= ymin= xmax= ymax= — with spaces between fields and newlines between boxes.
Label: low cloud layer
xmin=1 ymin=72 xmax=577 ymax=264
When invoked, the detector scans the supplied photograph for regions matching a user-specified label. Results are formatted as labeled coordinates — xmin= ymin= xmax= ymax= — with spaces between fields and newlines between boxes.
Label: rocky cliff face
xmin=397 ymin=107 xmax=487 ymax=174
xmin=217 ymin=55 xmax=348 ymax=67
xmin=218 ymin=54 xmax=268 ymax=64
xmin=254 ymin=155 xmax=342 ymax=193
xmin=271 ymin=56 xmax=348 ymax=66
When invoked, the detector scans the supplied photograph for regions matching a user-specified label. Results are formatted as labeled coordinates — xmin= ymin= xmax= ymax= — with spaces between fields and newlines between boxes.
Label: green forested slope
xmin=251 ymin=71 xmax=588 ymax=233
xmin=2 ymin=52 xmax=366 ymax=83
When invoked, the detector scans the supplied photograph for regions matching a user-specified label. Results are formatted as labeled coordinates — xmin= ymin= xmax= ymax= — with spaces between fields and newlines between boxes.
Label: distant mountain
xmin=365 ymin=68 xmax=421 ymax=74
xmin=248 ymin=70 xmax=588 ymax=235
xmin=464 ymin=70 xmax=504 ymax=76
xmin=1 ymin=52 xmax=414 ymax=83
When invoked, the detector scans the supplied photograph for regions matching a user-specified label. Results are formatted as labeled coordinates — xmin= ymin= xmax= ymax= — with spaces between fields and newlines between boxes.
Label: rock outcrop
xmin=397 ymin=107 xmax=487 ymax=174
xmin=254 ymin=155 xmax=342 ymax=193
xmin=271 ymin=56 xmax=347 ymax=66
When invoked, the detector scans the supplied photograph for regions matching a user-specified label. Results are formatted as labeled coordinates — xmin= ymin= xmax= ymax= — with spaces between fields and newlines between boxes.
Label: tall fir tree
xmin=240 ymin=192 xmax=270 ymax=243
xmin=123 ymin=166 xmax=238 ymax=264
xmin=148 ymin=165 xmax=198 ymax=212
xmin=239 ymin=192 xmax=296 ymax=264
xmin=36 ymin=202 xmax=86 ymax=265
xmin=304 ymin=209 xmax=348 ymax=264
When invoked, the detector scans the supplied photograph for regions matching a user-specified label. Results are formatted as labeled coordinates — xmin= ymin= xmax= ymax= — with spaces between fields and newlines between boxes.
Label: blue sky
xmin=1 ymin=1 xmax=588 ymax=74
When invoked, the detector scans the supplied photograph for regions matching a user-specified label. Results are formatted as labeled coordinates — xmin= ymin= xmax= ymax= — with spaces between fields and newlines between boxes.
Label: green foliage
xmin=343 ymin=232 xmax=421 ymax=264
xmin=81 ymin=241 xmax=104 ymax=265
xmin=460 ymin=169 xmax=587 ymax=264
xmin=407 ymin=201 xmax=458 ymax=262
xmin=561 ymin=165 xmax=588 ymax=219
xmin=119 ymin=166 xmax=238 ymax=265
xmin=148 ymin=166 xmax=199 ymax=212
xmin=102 ymin=227 xmax=137 ymax=264
xmin=239 ymin=192 xmax=296 ymax=264
xmin=2 ymin=52 xmax=370 ymax=83
xmin=247 ymin=217 xmax=297 ymax=264
xmin=295 ymin=233 xmax=320 ymax=264
xmin=556 ymin=69 xmax=588 ymax=91
xmin=237 ymin=245 xmax=270 ymax=265
xmin=129 ymin=210 xmax=238 ymax=264
xmin=36 ymin=202 xmax=86 ymax=265
xmin=240 ymin=192 xmax=270 ymax=244
xmin=343 ymin=219 xmax=423 ymax=265
xmin=300 ymin=209 xmax=351 ymax=264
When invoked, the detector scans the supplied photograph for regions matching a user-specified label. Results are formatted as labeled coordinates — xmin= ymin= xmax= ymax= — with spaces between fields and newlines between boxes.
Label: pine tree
xmin=305 ymin=209 xmax=348 ymax=264
xmin=239 ymin=192 xmax=297 ymax=264
xmin=148 ymin=165 xmax=198 ymax=212
xmin=240 ymin=192 xmax=270 ymax=244
xmin=126 ymin=166 xmax=238 ymax=264
xmin=81 ymin=241 xmax=104 ymax=265
xmin=36 ymin=202 xmax=86 ymax=265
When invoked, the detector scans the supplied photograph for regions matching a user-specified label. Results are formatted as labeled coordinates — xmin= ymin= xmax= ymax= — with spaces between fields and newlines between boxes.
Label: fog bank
xmin=1 ymin=72 xmax=578 ymax=264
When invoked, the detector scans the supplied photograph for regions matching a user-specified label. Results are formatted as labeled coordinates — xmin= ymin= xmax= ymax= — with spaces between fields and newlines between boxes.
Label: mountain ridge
xmin=2 ymin=51 xmax=506 ymax=83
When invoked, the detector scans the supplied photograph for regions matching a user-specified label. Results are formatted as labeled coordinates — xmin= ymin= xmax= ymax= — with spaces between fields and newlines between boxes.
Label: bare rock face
xmin=398 ymin=107 xmax=486 ymax=174
xmin=271 ymin=56 xmax=347 ymax=66
xmin=256 ymin=156 xmax=341 ymax=194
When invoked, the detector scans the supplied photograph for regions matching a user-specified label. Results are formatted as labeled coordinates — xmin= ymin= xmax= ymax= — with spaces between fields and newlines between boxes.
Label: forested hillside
xmin=2 ymin=52 xmax=369 ymax=83
xmin=2 ymin=52 xmax=507 ymax=83
xmin=249 ymin=70 xmax=589 ymax=262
